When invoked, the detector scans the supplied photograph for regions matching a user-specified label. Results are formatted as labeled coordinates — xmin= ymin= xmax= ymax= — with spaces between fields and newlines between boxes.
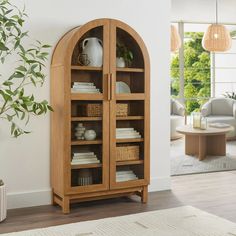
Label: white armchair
xmin=170 ymin=99 xmax=185 ymax=140
xmin=201 ymin=97 xmax=236 ymax=138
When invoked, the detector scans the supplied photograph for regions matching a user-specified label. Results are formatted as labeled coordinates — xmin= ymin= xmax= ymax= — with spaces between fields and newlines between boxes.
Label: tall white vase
xmin=0 ymin=184 xmax=6 ymax=222
xmin=82 ymin=37 xmax=103 ymax=67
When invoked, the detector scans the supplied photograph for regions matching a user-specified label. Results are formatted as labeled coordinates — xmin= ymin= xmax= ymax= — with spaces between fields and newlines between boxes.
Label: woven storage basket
xmin=116 ymin=145 xmax=139 ymax=161
xmin=116 ymin=104 xmax=128 ymax=117
xmin=80 ymin=103 xmax=128 ymax=117
xmin=81 ymin=104 xmax=102 ymax=117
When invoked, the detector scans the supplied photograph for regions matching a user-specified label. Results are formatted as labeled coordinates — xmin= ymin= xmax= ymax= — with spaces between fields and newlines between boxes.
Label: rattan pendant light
xmin=171 ymin=25 xmax=181 ymax=52
xmin=202 ymin=0 xmax=232 ymax=52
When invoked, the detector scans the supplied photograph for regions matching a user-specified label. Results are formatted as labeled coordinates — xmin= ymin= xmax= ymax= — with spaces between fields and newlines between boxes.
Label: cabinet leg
xmin=51 ymin=192 xmax=57 ymax=206
xmin=62 ymin=196 xmax=70 ymax=214
xmin=141 ymin=186 xmax=148 ymax=203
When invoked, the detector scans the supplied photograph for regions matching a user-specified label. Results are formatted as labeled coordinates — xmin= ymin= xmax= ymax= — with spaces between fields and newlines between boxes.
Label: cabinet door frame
xmin=65 ymin=20 xmax=111 ymax=194
xmin=109 ymin=20 xmax=150 ymax=190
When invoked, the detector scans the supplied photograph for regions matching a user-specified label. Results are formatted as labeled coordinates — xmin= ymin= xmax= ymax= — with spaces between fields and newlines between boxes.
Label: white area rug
xmin=171 ymin=138 xmax=236 ymax=175
xmin=2 ymin=206 xmax=236 ymax=236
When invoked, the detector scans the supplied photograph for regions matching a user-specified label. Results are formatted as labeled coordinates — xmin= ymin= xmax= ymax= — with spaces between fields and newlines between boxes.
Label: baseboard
xmin=149 ymin=176 xmax=171 ymax=192
xmin=7 ymin=177 xmax=171 ymax=209
xmin=7 ymin=189 xmax=51 ymax=209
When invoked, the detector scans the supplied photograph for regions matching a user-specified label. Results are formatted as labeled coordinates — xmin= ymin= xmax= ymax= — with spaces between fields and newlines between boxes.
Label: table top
xmin=176 ymin=125 xmax=234 ymax=135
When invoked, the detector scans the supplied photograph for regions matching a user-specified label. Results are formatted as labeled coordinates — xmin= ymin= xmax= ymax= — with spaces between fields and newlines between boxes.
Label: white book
xmin=71 ymin=159 xmax=100 ymax=165
xmin=73 ymin=85 xmax=97 ymax=89
xmin=71 ymin=89 xmax=101 ymax=94
xmin=116 ymin=135 xmax=141 ymax=139
xmin=73 ymin=82 xmax=94 ymax=86
xmin=73 ymin=152 xmax=95 ymax=156
xmin=73 ymin=155 xmax=97 ymax=160
xmin=116 ymin=128 xmax=134 ymax=131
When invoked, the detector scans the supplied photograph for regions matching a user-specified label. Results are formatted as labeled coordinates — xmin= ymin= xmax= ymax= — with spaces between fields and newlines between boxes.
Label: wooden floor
xmin=1 ymin=170 xmax=236 ymax=234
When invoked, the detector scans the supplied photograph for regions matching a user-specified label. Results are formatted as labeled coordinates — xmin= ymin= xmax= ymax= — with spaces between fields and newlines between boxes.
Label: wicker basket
xmin=80 ymin=104 xmax=102 ymax=117
xmin=80 ymin=103 xmax=128 ymax=117
xmin=116 ymin=104 xmax=128 ymax=117
xmin=116 ymin=145 xmax=139 ymax=161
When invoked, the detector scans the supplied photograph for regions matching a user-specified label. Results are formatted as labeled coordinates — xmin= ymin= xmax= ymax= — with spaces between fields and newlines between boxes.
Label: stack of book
xmin=71 ymin=82 xmax=101 ymax=93
xmin=116 ymin=128 xmax=141 ymax=139
xmin=116 ymin=169 xmax=138 ymax=182
xmin=71 ymin=152 xmax=100 ymax=165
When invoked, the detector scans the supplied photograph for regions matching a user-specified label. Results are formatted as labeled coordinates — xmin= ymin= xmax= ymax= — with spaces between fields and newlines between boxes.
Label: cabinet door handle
xmin=107 ymin=74 xmax=111 ymax=101
xmin=110 ymin=73 xmax=114 ymax=100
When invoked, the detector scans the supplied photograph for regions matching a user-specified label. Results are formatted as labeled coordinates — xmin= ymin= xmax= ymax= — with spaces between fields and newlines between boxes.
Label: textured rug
xmin=2 ymin=206 xmax=236 ymax=236
xmin=171 ymin=138 xmax=236 ymax=176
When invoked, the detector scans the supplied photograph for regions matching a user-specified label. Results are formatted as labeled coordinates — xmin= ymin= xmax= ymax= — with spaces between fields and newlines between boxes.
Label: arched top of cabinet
xmin=51 ymin=18 xmax=149 ymax=68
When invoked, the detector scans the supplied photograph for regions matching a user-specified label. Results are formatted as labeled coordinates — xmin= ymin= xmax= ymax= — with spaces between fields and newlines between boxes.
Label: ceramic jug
xmin=82 ymin=37 xmax=103 ymax=67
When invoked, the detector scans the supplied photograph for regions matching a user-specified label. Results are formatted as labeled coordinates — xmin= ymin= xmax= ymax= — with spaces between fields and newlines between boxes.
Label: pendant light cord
xmin=216 ymin=0 xmax=218 ymax=24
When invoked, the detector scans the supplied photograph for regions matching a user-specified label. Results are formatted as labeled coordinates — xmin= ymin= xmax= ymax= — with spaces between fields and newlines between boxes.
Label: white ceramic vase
xmin=116 ymin=57 xmax=125 ymax=68
xmin=82 ymin=37 xmax=103 ymax=67
xmin=0 ymin=184 xmax=7 ymax=222
xmin=84 ymin=130 xmax=97 ymax=141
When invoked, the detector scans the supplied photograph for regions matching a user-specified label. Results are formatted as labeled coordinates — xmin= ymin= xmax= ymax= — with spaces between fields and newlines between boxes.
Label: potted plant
xmin=224 ymin=92 xmax=236 ymax=100
xmin=116 ymin=42 xmax=133 ymax=67
xmin=0 ymin=180 xmax=6 ymax=222
xmin=0 ymin=0 xmax=52 ymax=222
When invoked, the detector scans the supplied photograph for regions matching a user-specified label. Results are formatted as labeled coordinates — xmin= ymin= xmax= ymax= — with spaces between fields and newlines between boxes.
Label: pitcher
xmin=82 ymin=37 xmax=103 ymax=67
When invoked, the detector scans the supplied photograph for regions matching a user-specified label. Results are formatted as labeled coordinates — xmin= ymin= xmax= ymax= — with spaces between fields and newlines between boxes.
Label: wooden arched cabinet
xmin=51 ymin=19 xmax=150 ymax=213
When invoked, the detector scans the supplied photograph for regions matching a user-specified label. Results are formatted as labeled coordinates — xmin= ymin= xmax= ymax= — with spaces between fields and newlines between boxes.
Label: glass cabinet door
xmin=67 ymin=21 xmax=110 ymax=193
xmin=109 ymin=21 xmax=149 ymax=189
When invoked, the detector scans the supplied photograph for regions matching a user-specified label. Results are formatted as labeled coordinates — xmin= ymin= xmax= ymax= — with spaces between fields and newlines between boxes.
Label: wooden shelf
xmin=71 ymin=93 xmax=103 ymax=100
xmin=116 ymin=160 xmax=144 ymax=166
xmin=116 ymin=68 xmax=144 ymax=73
xmin=71 ymin=117 xmax=102 ymax=121
xmin=116 ymin=138 xmax=144 ymax=143
xmin=116 ymin=93 xmax=145 ymax=100
xmin=116 ymin=116 xmax=144 ymax=120
xmin=71 ymin=140 xmax=102 ymax=145
xmin=71 ymin=163 xmax=102 ymax=169
xmin=71 ymin=65 xmax=102 ymax=71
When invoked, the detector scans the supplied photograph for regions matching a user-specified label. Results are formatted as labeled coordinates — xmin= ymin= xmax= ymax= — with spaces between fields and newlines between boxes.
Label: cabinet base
xmin=53 ymin=186 xmax=148 ymax=214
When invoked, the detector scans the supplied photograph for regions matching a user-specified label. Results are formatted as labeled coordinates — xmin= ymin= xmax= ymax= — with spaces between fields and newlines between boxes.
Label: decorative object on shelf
xmin=75 ymin=123 xmax=86 ymax=140
xmin=116 ymin=81 xmax=131 ymax=94
xmin=71 ymin=82 xmax=101 ymax=94
xmin=84 ymin=129 xmax=97 ymax=141
xmin=78 ymin=169 xmax=93 ymax=186
xmin=209 ymin=123 xmax=230 ymax=128
xmin=71 ymin=152 xmax=100 ymax=165
xmin=116 ymin=128 xmax=141 ymax=139
xmin=202 ymin=0 xmax=232 ymax=52
xmin=192 ymin=112 xmax=202 ymax=129
xmin=116 ymin=57 xmax=125 ymax=68
xmin=116 ymin=169 xmax=138 ymax=182
xmin=80 ymin=103 xmax=102 ymax=117
xmin=116 ymin=145 xmax=139 ymax=161
xmin=116 ymin=42 xmax=133 ymax=67
xmin=200 ymin=117 xmax=207 ymax=130
xmin=116 ymin=103 xmax=129 ymax=117
xmin=78 ymin=53 xmax=90 ymax=66
xmin=0 ymin=180 xmax=6 ymax=222
xmin=171 ymin=25 xmax=181 ymax=52
xmin=82 ymin=37 xmax=103 ymax=67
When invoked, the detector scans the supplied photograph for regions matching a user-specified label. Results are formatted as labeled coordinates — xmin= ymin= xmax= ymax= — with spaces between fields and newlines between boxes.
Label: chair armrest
xmin=201 ymin=101 xmax=211 ymax=117
xmin=233 ymin=103 xmax=236 ymax=118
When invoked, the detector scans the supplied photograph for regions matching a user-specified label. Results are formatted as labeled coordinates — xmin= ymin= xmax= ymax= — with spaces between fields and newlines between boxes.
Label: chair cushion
xmin=211 ymin=98 xmax=234 ymax=116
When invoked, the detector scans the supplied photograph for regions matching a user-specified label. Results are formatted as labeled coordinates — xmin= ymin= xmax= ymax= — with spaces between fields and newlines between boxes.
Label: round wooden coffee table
xmin=176 ymin=125 xmax=233 ymax=161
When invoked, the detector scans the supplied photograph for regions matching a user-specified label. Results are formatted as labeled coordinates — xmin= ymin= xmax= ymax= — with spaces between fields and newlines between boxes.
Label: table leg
xmin=199 ymin=135 xmax=207 ymax=161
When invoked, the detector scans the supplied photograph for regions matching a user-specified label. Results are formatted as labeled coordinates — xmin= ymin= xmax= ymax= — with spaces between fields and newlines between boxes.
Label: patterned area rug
xmin=3 ymin=206 xmax=236 ymax=236
xmin=171 ymin=139 xmax=236 ymax=176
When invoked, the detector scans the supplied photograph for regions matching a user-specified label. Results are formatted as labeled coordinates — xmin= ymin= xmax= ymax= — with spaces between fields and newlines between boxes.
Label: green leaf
xmin=0 ymin=42 xmax=9 ymax=51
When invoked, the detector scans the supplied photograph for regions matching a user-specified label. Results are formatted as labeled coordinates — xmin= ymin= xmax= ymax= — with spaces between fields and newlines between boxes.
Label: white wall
xmin=0 ymin=0 xmax=171 ymax=209
xmin=172 ymin=0 xmax=236 ymax=23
